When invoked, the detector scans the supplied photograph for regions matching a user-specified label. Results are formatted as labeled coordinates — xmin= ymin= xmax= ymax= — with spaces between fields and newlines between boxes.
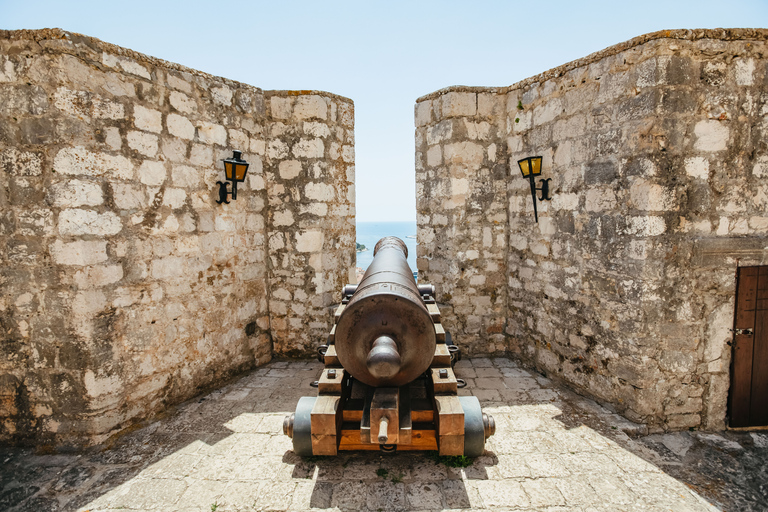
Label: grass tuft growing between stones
xmin=425 ymin=451 xmax=473 ymax=468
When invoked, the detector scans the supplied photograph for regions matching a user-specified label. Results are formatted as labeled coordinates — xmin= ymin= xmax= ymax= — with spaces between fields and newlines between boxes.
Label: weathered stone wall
xmin=416 ymin=29 xmax=768 ymax=431
xmin=0 ymin=29 xmax=354 ymax=448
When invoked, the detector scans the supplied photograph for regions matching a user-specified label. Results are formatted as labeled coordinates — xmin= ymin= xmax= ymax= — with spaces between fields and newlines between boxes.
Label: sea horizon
xmin=356 ymin=221 xmax=417 ymax=271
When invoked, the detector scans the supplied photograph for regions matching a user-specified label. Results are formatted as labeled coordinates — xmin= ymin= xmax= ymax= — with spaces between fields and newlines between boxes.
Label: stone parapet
xmin=416 ymin=29 xmax=768 ymax=431
xmin=0 ymin=29 xmax=354 ymax=448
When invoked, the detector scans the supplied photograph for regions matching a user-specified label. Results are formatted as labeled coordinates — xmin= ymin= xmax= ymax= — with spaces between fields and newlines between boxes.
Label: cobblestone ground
xmin=2 ymin=357 xmax=767 ymax=511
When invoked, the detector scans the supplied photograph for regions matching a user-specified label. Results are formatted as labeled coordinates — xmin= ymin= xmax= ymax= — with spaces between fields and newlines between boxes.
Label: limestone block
xmin=74 ymin=264 xmax=124 ymax=289
xmin=427 ymin=145 xmax=442 ymax=167
xmin=53 ymin=87 xmax=124 ymax=119
xmin=162 ymin=188 xmax=187 ymax=209
xmin=249 ymin=173 xmax=265 ymax=191
xmin=585 ymin=188 xmax=617 ymax=211
xmin=134 ymin=160 xmax=165 ymax=186
xmin=270 ymin=96 xmax=292 ymax=119
xmin=338 ymin=101 xmax=354 ymax=127
xmin=167 ymin=73 xmax=193 ymax=93
xmin=167 ymin=113 xmax=195 ymax=140
xmin=295 ymin=230 xmax=324 ymax=252
xmin=227 ymin=129 xmax=248 ymax=152
xmin=534 ymin=98 xmax=563 ymax=126
xmin=162 ymin=138 xmax=187 ymax=162
xmin=629 ymin=180 xmax=675 ymax=211
xmin=17 ymin=209 xmax=54 ymax=236
xmin=465 ymin=120 xmax=491 ymax=141
xmin=342 ymin=145 xmax=354 ymax=163
xmin=250 ymin=139 xmax=266 ymax=155
xmin=304 ymin=182 xmax=335 ymax=201
xmin=83 ymin=370 xmax=122 ymax=398
xmin=694 ymin=120 xmax=729 ymax=151
xmin=72 ymin=289 xmax=109 ymax=316
xmin=444 ymin=141 xmax=484 ymax=169
xmin=685 ymin=157 xmax=709 ymax=179
xmin=415 ymin=100 xmax=432 ymax=127
xmin=151 ymin=256 xmax=185 ymax=279
xmin=303 ymin=121 xmax=331 ymax=138
xmin=112 ymin=183 xmax=148 ymax=210
xmin=292 ymin=138 xmax=324 ymax=159
xmin=104 ymin=127 xmax=122 ymax=150
xmin=214 ymin=213 xmax=237 ymax=232
xmin=169 ymin=91 xmax=196 ymax=114
xmin=188 ymin=144 xmax=212 ymax=167
xmin=127 ymin=131 xmax=158 ymax=157
xmin=58 ymin=209 xmax=122 ymax=236
xmin=54 ymin=147 xmax=133 ymax=179
xmin=50 ymin=239 xmax=108 ymax=266
xmin=441 ymin=92 xmax=476 ymax=117
xmin=268 ymin=140 xmax=289 ymax=159
xmin=48 ymin=180 xmax=103 ymax=207
xmin=172 ymin=165 xmax=203 ymax=188
xmin=279 ymin=160 xmax=302 ymax=180
xmin=0 ymin=56 xmax=17 ymax=82
xmin=512 ymin=111 xmax=532 ymax=132
xmin=733 ymin=58 xmax=755 ymax=86
xmin=752 ymin=156 xmax=768 ymax=177
xmin=427 ymin=120 xmax=453 ymax=145
xmin=133 ymin=105 xmax=163 ymax=133
xmin=103 ymin=53 xmax=151 ymax=79
xmin=624 ymin=216 xmax=666 ymax=236
xmin=551 ymin=192 xmax=579 ymax=211
xmin=198 ymin=122 xmax=227 ymax=146
xmin=211 ymin=85 xmax=233 ymax=106
xmin=477 ymin=93 xmax=500 ymax=117
xmin=273 ymin=210 xmax=294 ymax=227
xmin=293 ymin=95 xmax=328 ymax=120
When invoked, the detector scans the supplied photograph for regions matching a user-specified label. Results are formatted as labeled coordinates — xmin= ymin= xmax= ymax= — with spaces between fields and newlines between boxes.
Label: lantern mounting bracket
xmin=216 ymin=150 xmax=250 ymax=204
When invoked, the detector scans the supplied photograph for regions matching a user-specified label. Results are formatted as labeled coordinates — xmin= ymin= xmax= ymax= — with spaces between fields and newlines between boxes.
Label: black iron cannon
xmin=284 ymin=236 xmax=494 ymax=456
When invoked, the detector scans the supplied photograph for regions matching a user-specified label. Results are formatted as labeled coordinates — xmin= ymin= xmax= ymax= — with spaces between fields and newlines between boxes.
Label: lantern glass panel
xmin=531 ymin=157 xmax=542 ymax=176
xmin=224 ymin=162 xmax=234 ymax=181
xmin=234 ymin=162 xmax=249 ymax=181
xmin=518 ymin=158 xmax=531 ymax=178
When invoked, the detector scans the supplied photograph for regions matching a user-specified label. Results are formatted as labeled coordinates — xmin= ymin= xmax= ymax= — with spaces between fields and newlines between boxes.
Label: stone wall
xmin=0 ymin=29 xmax=354 ymax=448
xmin=416 ymin=29 xmax=768 ymax=431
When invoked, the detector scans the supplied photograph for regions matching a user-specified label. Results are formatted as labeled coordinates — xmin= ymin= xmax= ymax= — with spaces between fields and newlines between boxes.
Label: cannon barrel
xmin=335 ymin=237 xmax=436 ymax=387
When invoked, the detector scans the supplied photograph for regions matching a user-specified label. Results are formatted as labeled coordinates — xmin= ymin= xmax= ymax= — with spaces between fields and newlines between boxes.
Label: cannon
xmin=283 ymin=236 xmax=495 ymax=456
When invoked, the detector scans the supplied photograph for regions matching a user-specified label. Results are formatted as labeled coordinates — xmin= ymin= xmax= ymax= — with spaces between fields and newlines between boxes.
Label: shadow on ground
xmin=1 ymin=357 xmax=766 ymax=511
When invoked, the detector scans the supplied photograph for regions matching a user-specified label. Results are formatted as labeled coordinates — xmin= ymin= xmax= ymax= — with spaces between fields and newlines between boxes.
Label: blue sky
xmin=2 ymin=1 xmax=767 ymax=221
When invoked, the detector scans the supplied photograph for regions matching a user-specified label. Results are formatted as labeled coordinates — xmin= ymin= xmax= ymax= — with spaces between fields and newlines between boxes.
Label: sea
xmin=356 ymin=221 xmax=418 ymax=272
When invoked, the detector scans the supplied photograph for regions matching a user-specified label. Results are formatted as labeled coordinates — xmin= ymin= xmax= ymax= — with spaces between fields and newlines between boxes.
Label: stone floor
xmin=2 ymin=357 xmax=767 ymax=512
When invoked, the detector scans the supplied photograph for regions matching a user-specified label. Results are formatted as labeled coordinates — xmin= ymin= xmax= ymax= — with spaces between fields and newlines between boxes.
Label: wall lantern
xmin=517 ymin=156 xmax=552 ymax=223
xmin=216 ymin=150 xmax=250 ymax=204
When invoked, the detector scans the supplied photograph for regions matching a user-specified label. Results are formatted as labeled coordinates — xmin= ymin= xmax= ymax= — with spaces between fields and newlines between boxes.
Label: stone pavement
xmin=2 ymin=357 xmax=767 ymax=511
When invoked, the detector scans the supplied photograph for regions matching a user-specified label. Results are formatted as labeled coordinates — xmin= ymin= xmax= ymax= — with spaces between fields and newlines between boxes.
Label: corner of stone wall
xmin=0 ymin=29 xmax=355 ymax=448
xmin=262 ymin=91 xmax=355 ymax=358
xmin=415 ymin=89 xmax=510 ymax=355
xmin=417 ymin=29 xmax=768 ymax=432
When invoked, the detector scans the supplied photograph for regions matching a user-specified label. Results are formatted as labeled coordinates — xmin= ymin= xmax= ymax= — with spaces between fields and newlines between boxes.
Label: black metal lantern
xmin=216 ymin=150 xmax=250 ymax=204
xmin=517 ymin=156 xmax=551 ymax=223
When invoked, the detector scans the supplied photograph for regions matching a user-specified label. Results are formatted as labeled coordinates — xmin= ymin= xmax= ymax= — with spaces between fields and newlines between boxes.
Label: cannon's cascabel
xmin=335 ymin=236 xmax=436 ymax=387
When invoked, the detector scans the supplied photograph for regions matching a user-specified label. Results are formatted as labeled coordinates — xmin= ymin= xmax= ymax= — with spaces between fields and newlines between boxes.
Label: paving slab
xmin=1 ymin=357 xmax=766 ymax=511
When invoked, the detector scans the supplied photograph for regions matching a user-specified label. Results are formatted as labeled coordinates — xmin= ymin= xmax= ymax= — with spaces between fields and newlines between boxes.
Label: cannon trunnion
xmin=284 ymin=237 xmax=495 ymax=456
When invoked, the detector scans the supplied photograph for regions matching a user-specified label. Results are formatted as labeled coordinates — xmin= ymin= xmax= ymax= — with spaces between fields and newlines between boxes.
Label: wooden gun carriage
xmin=283 ymin=237 xmax=494 ymax=456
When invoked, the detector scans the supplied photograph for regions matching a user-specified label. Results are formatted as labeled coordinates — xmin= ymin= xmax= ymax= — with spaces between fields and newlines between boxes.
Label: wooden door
xmin=729 ymin=266 xmax=768 ymax=427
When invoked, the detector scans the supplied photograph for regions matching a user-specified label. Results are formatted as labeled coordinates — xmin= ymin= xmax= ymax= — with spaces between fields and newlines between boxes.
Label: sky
xmin=2 ymin=1 xmax=767 ymax=221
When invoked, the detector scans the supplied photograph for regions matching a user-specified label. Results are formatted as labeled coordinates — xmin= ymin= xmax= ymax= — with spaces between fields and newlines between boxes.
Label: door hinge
xmin=730 ymin=328 xmax=754 ymax=336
